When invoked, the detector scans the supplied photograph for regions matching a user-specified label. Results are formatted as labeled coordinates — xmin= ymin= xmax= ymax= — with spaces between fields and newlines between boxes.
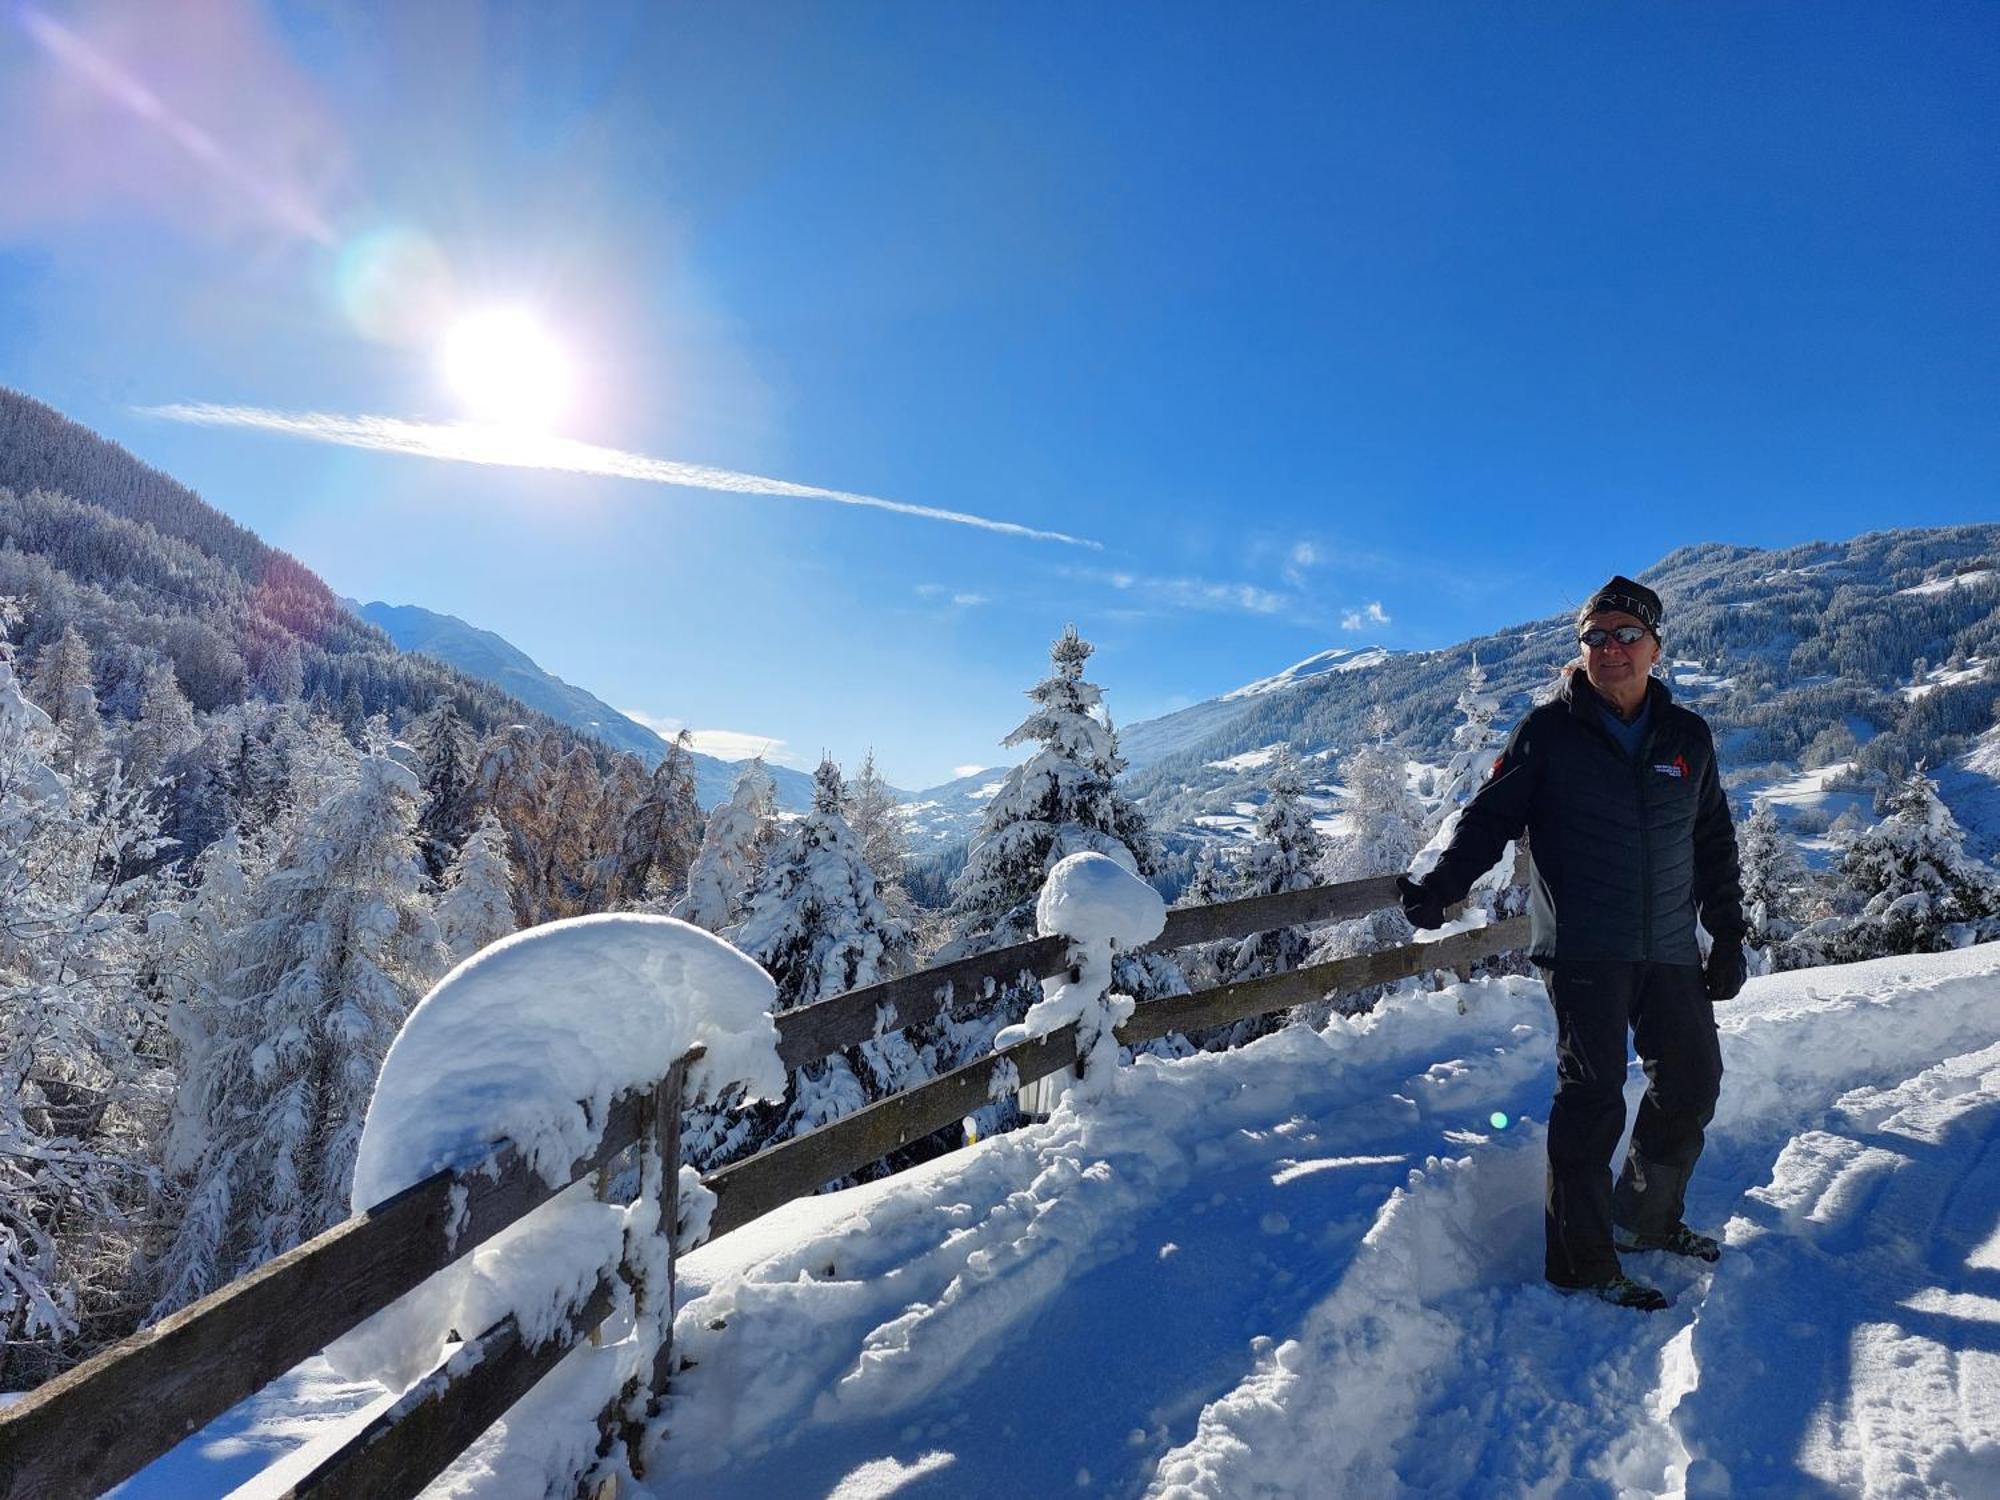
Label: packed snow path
xmin=114 ymin=945 xmax=1999 ymax=1497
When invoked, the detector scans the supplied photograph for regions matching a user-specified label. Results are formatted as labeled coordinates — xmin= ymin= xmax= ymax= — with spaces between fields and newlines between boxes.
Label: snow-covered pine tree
xmin=1229 ymin=748 xmax=1325 ymax=982
xmin=947 ymin=625 xmax=1158 ymax=949
xmin=942 ymin=626 xmax=1182 ymax=1121
xmin=1185 ymin=842 xmax=1235 ymax=908
xmin=27 ymin=624 xmax=103 ymax=776
xmin=733 ymin=758 xmax=915 ymax=1153
xmin=411 ymin=700 xmax=479 ymax=884
xmin=673 ymin=758 xmax=775 ymax=933
xmin=154 ymin=745 xmax=442 ymax=1305
xmin=437 ymin=811 xmax=518 ymax=965
xmin=1739 ymin=799 xmax=1811 ymax=960
xmin=1792 ymin=767 xmax=2000 ymax=964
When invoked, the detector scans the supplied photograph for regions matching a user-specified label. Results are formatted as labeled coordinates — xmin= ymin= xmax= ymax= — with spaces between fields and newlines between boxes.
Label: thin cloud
xmin=1062 ymin=565 xmax=1296 ymax=620
xmin=1341 ymin=601 xmax=1391 ymax=631
xmin=621 ymin=708 xmax=801 ymax=766
xmin=952 ymin=763 xmax=989 ymax=778
xmin=1283 ymin=540 xmax=1321 ymax=587
xmin=143 ymin=403 xmax=1101 ymax=549
xmin=915 ymin=584 xmax=992 ymax=607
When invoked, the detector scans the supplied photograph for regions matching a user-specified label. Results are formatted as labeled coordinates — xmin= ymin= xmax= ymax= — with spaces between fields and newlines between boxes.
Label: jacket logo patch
xmin=1488 ymin=754 xmax=1506 ymax=781
xmin=1654 ymin=755 xmax=1689 ymax=779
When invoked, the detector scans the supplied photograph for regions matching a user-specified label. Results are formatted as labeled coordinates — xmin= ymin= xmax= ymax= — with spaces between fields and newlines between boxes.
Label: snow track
xmin=659 ymin=948 xmax=2000 ymax=1500
xmin=115 ymin=947 xmax=2000 ymax=1497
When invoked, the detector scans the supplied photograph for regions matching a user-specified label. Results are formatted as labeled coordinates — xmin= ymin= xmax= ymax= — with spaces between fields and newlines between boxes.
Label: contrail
xmin=142 ymin=403 xmax=1100 ymax=549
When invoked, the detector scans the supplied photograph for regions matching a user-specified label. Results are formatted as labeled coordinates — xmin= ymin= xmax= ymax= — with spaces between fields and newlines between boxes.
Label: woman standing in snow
xmin=1396 ymin=575 xmax=1747 ymax=1310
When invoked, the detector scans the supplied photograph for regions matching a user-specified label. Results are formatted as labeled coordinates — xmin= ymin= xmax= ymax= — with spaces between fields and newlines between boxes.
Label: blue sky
xmin=2 ymin=2 xmax=1995 ymax=787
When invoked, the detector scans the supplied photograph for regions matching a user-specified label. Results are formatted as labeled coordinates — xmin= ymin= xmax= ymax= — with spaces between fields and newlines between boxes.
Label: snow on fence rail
xmin=0 ymin=873 xmax=1521 ymax=1499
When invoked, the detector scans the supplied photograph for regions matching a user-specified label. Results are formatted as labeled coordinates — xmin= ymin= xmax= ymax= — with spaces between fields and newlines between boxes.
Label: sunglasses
xmin=1579 ymin=624 xmax=1650 ymax=648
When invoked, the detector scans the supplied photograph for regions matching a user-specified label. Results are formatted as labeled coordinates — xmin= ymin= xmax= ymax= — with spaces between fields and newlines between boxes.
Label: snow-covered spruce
xmin=328 ymin=913 xmax=783 ymax=1495
xmin=942 ymin=626 xmax=1181 ymax=1132
xmin=674 ymin=757 xmax=777 ymax=934
xmin=996 ymin=851 xmax=1166 ymax=1108
xmin=733 ymin=758 xmax=913 ymax=1153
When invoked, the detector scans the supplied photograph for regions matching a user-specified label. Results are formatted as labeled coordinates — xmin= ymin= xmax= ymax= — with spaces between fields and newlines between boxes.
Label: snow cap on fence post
xmin=996 ymin=851 xmax=1166 ymax=1110
xmin=330 ymin=914 xmax=783 ymax=1399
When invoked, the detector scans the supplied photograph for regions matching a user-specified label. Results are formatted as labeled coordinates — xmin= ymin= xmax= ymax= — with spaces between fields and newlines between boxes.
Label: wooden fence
xmin=0 ymin=874 xmax=1528 ymax=1500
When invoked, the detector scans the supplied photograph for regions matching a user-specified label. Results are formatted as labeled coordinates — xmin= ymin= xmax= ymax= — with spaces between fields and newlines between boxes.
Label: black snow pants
xmin=1542 ymin=960 xmax=1723 ymax=1287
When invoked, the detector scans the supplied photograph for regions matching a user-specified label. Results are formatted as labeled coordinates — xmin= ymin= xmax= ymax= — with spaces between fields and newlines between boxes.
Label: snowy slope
xmin=351 ymin=599 xmax=819 ymax=811
xmin=118 ymin=943 xmax=2000 ymax=1497
xmin=1117 ymin=646 xmax=1401 ymax=773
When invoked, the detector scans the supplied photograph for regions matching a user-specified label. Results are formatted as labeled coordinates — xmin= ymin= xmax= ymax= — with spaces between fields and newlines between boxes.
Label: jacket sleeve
xmin=1425 ymin=714 xmax=1540 ymax=906
xmin=1691 ymin=720 xmax=1747 ymax=944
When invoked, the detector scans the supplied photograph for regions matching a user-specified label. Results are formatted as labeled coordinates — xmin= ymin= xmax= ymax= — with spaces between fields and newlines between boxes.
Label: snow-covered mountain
xmin=351 ymin=599 xmax=818 ymax=812
xmin=903 ymin=526 xmax=2000 ymax=866
xmin=1115 ymin=646 xmax=1403 ymax=773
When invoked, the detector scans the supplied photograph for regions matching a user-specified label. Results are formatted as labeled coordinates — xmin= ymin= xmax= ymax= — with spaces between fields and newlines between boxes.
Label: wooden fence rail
xmin=0 ymin=873 xmax=1524 ymax=1499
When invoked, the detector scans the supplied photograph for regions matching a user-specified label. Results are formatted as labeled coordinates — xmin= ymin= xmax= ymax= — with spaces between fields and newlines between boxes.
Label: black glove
xmin=1704 ymin=940 xmax=1746 ymax=1002
xmin=1397 ymin=874 xmax=1447 ymax=930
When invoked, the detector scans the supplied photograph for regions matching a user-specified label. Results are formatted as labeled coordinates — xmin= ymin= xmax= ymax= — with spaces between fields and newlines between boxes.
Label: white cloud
xmin=618 ymin=709 xmax=800 ymax=766
xmin=952 ymin=763 xmax=988 ymax=778
xmin=144 ymin=404 xmax=1102 ymax=548
xmin=1341 ymin=601 xmax=1392 ymax=631
xmin=950 ymin=592 xmax=989 ymax=607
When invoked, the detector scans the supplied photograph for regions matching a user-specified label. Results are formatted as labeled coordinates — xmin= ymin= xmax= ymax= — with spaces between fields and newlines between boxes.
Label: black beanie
xmin=1578 ymin=575 xmax=1663 ymax=634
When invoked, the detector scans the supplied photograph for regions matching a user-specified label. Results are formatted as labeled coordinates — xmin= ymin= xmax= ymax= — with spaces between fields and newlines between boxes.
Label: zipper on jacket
xmin=1633 ymin=720 xmax=1660 ymax=962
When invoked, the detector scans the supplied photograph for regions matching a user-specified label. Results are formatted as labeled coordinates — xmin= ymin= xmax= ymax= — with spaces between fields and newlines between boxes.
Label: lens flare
xmin=1489 ymin=1112 xmax=1511 ymax=1130
xmin=335 ymin=226 xmax=454 ymax=346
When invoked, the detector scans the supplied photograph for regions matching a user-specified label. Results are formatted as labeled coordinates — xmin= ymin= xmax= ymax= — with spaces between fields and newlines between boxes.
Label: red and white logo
xmin=1653 ymin=755 xmax=1690 ymax=779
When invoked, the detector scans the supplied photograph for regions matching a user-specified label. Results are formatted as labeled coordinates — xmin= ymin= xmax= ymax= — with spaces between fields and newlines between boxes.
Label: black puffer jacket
xmin=1428 ymin=669 xmax=1745 ymax=966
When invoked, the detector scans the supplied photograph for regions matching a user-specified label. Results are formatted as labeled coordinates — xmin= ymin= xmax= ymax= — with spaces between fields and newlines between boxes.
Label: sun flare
xmin=439 ymin=308 xmax=574 ymax=430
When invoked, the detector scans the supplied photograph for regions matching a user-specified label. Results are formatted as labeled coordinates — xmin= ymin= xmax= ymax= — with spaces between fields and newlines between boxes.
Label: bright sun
xmin=439 ymin=308 xmax=574 ymax=430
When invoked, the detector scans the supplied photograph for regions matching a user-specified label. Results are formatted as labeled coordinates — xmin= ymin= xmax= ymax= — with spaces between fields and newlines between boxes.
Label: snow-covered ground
xmin=115 ymin=944 xmax=2000 ymax=1498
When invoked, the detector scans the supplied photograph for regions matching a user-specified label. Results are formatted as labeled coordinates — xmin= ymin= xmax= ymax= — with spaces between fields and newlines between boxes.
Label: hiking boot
xmin=1555 ymin=1273 xmax=1670 ymax=1312
xmin=1615 ymin=1223 xmax=1721 ymax=1263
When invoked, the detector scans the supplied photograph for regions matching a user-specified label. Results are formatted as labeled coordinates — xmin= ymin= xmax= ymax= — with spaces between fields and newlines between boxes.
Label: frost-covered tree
xmin=536 ymin=743 xmax=602 ymax=920
xmin=0 ymin=610 xmax=166 ymax=1383
xmin=28 ymin=625 xmax=102 ymax=776
xmin=471 ymin=724 xmax=553 ymax=926
xmin=1739 ymin=800 xmax=1811 ymax=956
xmin=155 ymin=748 xmax=442 ymax=1306
xmin=1229 ymin=749 xmax=1325 ymax=981
xmin=847 ymin=749 xmax=912 ymax=930
xmin=1307 ymin=723 xmax=1426 ymax=1012
xmin=1790 ymin=768 xmax=1999 ymax=964
xmin=674 ymin=759 xmax=775 ymax=933
xmin=947 ymin=625 xmax=1157 ymax=950
xmin=125 ymin=661 xmax=197 ymax=785
xmin=437 ymin=811 xmax=517 ymax=965
xmin=600 ymin=737 xmax=702 ymax=911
